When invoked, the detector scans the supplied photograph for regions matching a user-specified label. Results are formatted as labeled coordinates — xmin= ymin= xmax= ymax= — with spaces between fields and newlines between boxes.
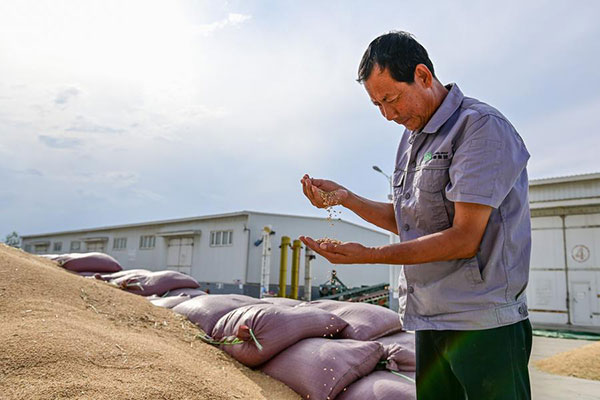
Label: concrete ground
xmin=530 ymin=336 xmax=600 ymax=399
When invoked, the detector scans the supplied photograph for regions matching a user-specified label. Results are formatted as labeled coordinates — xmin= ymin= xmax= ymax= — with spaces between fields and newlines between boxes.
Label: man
xmin=300 ymin=31 xmax=532 ymax=400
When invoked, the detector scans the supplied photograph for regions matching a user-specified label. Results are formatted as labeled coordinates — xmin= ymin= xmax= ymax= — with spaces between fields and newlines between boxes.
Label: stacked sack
xmin=95 ymin=269 xmax=205 ymax=309
xmin=96 ymin=269 xmax=202 ymax=296
xmin=41 ymin=253 xmax=205 ymax=305
xmin=169 ymin=294 xmax=416 ymax=400
xmin=42 ymin=252 xmax=122 ymax=275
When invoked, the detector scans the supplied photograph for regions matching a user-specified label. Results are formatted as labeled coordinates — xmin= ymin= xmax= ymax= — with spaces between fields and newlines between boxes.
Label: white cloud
xmin=195 ymin=13 xmax=252 ymax=36
xmin=54 ymin=87 xmax=80 ymax=106
xmin=11 ymin=168 xmax=43 ymax=176
xmin=38 ymin=135 xmax=83 ymax=149
xmin=66 ymin=116 xmax=124 ymax=134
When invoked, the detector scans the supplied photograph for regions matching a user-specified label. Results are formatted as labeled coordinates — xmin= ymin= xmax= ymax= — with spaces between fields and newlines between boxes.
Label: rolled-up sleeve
xmin=446 ymin=115 xmax=530 ymax=208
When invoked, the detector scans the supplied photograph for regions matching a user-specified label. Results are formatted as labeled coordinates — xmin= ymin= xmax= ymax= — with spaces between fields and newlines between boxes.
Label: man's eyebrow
xmin=371 ymin=92 xmax=395 ymax=105
xmin=382 ymin=92 xmax=399 ymax=102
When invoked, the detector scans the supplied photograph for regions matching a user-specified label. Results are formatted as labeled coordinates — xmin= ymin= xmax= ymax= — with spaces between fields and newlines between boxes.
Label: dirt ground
xmin=534 ymin=339 xmax=600 ymax=381
xmin=0 ymin=243 xmax=300 ymax=400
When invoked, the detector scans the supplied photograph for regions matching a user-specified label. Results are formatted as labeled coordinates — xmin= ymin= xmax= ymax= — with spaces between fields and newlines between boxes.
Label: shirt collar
xmin=420 ymin=83 xmax=464 ymax=134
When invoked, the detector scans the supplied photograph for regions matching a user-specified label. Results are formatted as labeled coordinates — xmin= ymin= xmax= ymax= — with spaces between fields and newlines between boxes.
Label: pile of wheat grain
xmin=535 ymin=340 xmax=600 ymax=381
xmin=0 ymin=243 xmax=299 ymax=400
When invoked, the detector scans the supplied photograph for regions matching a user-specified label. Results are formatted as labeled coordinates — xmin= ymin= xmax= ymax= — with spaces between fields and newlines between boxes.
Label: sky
xmin=1 ymin=0 xmax=599 ymax=239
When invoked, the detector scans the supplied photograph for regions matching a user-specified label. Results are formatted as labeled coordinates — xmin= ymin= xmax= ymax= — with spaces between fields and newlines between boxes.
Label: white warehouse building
xmin=527 ymin=172 xmax=600 ymax=330
xmin=21 ymin=211 xmax=391 ymax=298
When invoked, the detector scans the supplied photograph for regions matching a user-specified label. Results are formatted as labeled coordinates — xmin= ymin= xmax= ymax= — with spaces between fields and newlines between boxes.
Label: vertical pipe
xmin=291 ymin=239 xmax=301 ymax=299
xmin=259 ymin=226 xmax=272 ymax=299
xmin=304 ymin=248 xmax=314 ymax=301
xmin=561 ymin=214 xmax=571 ymax=325
xmin=279 ymin=236 xmax=291 ymax=297
xmin=244 ymin=226 xmax=251 ymax=291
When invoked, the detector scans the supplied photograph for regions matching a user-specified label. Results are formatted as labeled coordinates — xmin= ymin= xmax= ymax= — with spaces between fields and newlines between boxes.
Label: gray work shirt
xmin=393 ymin=83 xmax=531 ymax=331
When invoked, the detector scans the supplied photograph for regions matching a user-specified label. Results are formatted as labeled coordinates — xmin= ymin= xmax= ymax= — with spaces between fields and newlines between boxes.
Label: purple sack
xmin=336 ymin=370 xmax=416 ymax=400
xmin=261 ymin=338 xmax=383 ymax=400
xmin=94 ymin=269 xmax=151 ymax=281
xmin=148 ymin=288 xmax=207 ymax=308
xmin=163 ymin=287 xmax=207 ymax=297
xmin=172 ymin=294 xmax=266 ymax=335
xmin=376 ymin=331 xmax=416 ymax=372
xmin=149 ymin=293 xmax=193 ymax=309
xmin=112 ymin=270 xmax=200 ymax=296
xmin=260 ymin=297 xmax=305 ymax=307
xmin=55 ymin=252 xmax=122 ymax=273
xmin=300 ymin=300 xmax=403 ymax=341
xmin=78 ymin=271 xmax=100 ymax=277
xmin=211 ymin=303 xmax=348 ymax=367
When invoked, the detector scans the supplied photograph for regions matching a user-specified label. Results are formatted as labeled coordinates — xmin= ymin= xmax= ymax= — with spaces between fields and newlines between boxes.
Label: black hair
xmin=357 ymin=31 xmax=435 ymax=84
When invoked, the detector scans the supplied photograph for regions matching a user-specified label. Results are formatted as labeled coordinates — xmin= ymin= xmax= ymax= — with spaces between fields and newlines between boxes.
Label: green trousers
xmin=416 ymin=319 xmax=532 ymax=400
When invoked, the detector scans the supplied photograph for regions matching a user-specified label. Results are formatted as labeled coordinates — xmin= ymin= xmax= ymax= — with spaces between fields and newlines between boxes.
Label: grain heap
xmin=535 ymin=340 xmax=600 ymax=381
xmin=0 ymin=244 xmax=299 ymax=400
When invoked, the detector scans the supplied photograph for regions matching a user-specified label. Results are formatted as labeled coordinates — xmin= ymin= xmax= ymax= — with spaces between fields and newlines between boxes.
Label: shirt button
xmin=518 ymin=305 xmax=525 ymax=315
xmin=408 ymin=286 xmax=414 ymax=294
xmin=404 ymin=192 xmax=411 ymax=199
xmin=403 ymin=224 xmax=410 ymax=231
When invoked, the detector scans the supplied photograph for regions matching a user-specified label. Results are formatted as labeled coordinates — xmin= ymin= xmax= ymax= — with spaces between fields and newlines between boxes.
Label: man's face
xmin=363 ymin=64 xmax=435 ymax=131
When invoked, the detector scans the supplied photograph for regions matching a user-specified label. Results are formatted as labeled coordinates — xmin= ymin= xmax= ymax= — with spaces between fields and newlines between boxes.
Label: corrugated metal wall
xmin=528 ymin=174 xmax=600 ymax=329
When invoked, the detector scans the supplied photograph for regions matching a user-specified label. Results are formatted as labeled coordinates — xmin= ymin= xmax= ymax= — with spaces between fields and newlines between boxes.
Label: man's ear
xmin=414 ymin=64 xmax=433 ymax=88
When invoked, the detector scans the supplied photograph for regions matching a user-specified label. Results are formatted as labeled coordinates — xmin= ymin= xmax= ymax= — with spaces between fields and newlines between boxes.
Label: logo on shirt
xmin=422 ymin=151 xmax=450 ymax=163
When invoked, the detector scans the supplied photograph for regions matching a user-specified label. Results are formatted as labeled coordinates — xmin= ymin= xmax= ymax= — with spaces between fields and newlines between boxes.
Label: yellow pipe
xmin=290 ymin=239 xmax=302 ymax=299
xmin=279 ymin=236 xmax=291 ymax=297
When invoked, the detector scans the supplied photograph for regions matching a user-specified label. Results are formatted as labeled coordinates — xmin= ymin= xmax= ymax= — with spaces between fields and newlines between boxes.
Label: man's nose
xmin=381 ymin=105 xmax=397 ymax=121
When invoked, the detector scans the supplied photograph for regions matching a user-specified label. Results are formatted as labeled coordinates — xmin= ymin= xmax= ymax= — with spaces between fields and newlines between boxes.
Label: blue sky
xmin=1 ymin=0 xmax=599 ymax=239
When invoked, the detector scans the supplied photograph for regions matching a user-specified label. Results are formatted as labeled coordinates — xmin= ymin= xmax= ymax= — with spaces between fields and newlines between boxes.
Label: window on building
xmin=86 ymin=241 xmax=105 ymax=253
xmin=34 ymin=243 xmax=49 ymax=253
xmin=70 ymin=241 xmax=81 ymax=251
xmin=24 ymin=244 xmax=32 ymax=253
xmin=139 ymin=235 xmax=156 ymax=249
xmin=113 ymin=237 xmax=127 ymax=250
xmin=53 ymin=242 xmax=62 ymax=252
xmin=210 ymin=230 xmax=233 ymax=247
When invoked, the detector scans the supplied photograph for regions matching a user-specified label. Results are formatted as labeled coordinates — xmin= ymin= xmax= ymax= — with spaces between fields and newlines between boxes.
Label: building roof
xmin=529 ymin=172 xmax=600 ymax=210
xmin=21 ymin=210 xmax=388 ymax=239
xmin=529 ymin=172 xmax=600 ymax=186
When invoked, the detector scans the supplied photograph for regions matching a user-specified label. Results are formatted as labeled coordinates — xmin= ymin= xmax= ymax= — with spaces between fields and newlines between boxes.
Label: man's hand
xmin=299 ymin=236 xmax=374 ymax=264
xmin=301 ymin=174 xmax=349 ymax=209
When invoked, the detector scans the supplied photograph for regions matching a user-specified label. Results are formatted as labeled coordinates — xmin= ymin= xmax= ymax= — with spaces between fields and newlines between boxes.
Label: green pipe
xmin=278 ymin=236 xmax=291 ymax=297
xmin=290 ymin=239 xmax=302 ymax=299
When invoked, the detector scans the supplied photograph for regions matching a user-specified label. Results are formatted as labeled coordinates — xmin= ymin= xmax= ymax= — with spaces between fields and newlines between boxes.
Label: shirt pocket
xmin=414 ymin=166 xmax=451 ymax=232
xmin=464 ymin=255 xmax=485 ymax=285
xmin=392 ymin=169 xmax=404 ymax=202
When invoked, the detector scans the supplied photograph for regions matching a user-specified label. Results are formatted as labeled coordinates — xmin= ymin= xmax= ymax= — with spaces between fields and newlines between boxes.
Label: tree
xmin=4 ymin=231 xmax=21 ymax=248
